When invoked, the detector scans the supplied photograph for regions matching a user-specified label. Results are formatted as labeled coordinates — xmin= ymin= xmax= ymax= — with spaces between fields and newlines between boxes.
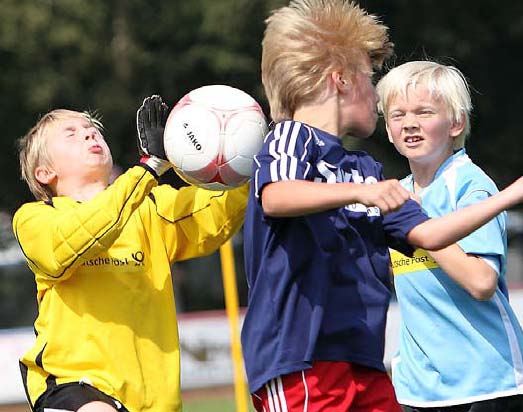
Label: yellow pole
xmin=219 ymin=239 xmax=249 ymax=412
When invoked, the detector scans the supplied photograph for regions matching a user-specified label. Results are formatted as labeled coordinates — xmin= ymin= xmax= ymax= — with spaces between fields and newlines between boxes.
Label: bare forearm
xmin=408 ymin=177 xmax=523 ymax=249
xmin=261 ymin=180 xmax=360 ymax=217
xmin=428 ymin=245 xmax=497 ymax=300
xmin=261 ymin=178 xmax=412 ymax=217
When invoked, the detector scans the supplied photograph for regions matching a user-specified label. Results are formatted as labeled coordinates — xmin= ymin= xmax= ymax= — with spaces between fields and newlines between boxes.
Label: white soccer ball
xmin=163 ymin=85 xmax=268 ymax=190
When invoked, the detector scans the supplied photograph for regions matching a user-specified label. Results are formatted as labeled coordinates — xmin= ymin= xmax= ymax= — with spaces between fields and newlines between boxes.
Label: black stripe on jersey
xmin=150 ymin=190 xmax=229 ymax=224
xmin=19 ymin=361 xmax=35 ymax=411
xmin=35 ymin=344 xmax=46 ymax=368
xmin=46 ymin=374 xmax=57 ymax=390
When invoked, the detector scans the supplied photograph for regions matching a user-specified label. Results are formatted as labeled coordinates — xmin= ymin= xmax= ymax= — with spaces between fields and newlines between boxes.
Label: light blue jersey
xmin=390 ymin=149 xmax=523 ymax=407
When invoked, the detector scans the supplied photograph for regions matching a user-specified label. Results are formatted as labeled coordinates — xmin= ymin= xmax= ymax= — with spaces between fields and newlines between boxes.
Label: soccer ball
xmin=163 ymin=85 xmax=268 ymax=190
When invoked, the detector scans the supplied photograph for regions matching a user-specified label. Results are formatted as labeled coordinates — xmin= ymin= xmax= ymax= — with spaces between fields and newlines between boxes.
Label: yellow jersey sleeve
xmin=148 ymin=182 xmax=249 ymax=261
xmin=13 ymin=166 xmax=157 ymax=285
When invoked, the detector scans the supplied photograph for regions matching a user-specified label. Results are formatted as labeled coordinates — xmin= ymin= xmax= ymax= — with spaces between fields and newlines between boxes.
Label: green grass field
xmin=183 ymin=396 xmax=238 ymax=412
xmin=182 ymin=386 xmax=255 ymax=412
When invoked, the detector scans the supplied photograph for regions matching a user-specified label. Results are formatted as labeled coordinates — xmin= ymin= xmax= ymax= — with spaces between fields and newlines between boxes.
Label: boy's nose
xmin=403 ymin=123 xmax=419 ymax=132
xmin=402 ymin=114 xmax=419 ymax=130
xmin=84 ymin=129 xmax=97 ymax=140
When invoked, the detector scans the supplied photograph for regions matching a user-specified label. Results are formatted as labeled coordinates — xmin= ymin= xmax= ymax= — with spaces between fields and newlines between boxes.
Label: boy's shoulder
xmin=14 ymin=197 xmax=83 ymax=221
xmin=15 ymin=199 xmax=52 ymax=213
xmin=448 ymin=154 xmax=499 ymax=192
xmin=422 ymin=154 xmax=501 ymax=210
xmin=400 ymin=152 xmax=499 ymax=195
xmin=273 ymin=120 xmax=376 ymax=158
xmin=273 ymin=119 xmax=334 ymax=141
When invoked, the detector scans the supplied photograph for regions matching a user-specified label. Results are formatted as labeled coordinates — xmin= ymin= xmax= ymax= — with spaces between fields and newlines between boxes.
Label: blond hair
xmin=18 ymin=109 xmax=104 ymax=201
xmin=261 ymin=0 xmax=393 ymax=122
xmin=376 ymin=60 xmax=472 ymax=149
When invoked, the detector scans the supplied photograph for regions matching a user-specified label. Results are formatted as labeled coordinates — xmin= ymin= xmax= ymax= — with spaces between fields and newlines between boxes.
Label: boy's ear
xmin=331 ymin=71 xmax=350 ymax=92
xmin=35 ymin=165 xmax=57 ymax=185
xmin=450 ymin=114 xmax=466 ymax=138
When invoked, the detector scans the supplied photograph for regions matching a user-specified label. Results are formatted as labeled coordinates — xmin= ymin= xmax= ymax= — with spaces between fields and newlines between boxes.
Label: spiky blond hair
xmin=261 ymin=0 xmax=393 ymax=122
xmin=18 ymin=109 xmax=104 ymax=201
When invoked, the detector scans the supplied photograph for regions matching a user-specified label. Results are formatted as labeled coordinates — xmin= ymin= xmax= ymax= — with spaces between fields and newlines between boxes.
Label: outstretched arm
xmin=261 ymin=178 xmax=412 ymax=217
xmin=408 ymin=177 xmax=523 ymax=250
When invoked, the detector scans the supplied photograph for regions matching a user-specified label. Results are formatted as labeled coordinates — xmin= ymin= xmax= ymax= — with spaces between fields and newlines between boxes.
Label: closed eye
xmin=63 ymin=126 xmax=76 ymax=137
xmin=389 ymin=111 xmax=404 ymax=120
xmin=418 ymin=110 xmax=435 ymax=117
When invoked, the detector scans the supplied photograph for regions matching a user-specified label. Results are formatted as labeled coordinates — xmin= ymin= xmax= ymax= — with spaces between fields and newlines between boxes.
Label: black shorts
xmin=401 ymin=394 xmax=523 ymax=412
xmin=33 ymin=382 xmax=128 ymax=412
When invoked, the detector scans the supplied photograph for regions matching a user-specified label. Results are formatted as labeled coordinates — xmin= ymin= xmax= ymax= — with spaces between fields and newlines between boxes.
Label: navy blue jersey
xmin=241 ymin=120 xmax=429 ymax=393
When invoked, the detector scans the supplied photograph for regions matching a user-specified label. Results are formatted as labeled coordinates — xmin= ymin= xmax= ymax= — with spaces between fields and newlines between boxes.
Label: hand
xmin=136 ymin=94 xmax=169 ymax=159
xmin=357 ymin=179 xmax=411 ymax=214
xmin=136 ymin=95 xmax=171 ymax=176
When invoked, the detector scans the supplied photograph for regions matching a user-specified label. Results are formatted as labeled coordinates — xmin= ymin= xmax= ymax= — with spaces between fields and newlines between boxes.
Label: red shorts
xmin=251 ymin=361 xmax=401 ymax=412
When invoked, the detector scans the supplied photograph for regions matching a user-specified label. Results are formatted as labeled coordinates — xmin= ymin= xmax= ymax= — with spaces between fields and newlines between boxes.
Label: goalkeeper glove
xmin=136 ymin=95 xmax=172 ymax=177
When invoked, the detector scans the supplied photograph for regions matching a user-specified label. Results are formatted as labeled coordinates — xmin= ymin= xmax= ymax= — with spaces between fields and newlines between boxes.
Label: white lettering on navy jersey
xmin=316 ymin=161 xmax=380 ymax=216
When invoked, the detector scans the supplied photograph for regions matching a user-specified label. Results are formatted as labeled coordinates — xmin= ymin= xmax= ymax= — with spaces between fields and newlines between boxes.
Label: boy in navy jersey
xmin=241 ymin=1 xmax=523 ymax=411
xmin=377 ymin=61 xmax=523 ymax=412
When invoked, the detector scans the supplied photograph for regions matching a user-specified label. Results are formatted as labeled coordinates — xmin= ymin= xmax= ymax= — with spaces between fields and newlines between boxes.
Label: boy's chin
xmin=346 ymin=128 xmax=375 ymax=139
xmin=344 ymin=121 xmax=377 ymax=139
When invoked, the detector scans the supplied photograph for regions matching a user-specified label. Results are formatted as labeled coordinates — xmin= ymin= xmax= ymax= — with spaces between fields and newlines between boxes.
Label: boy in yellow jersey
xmin=13 ymin=95 xmax=248 ymax=412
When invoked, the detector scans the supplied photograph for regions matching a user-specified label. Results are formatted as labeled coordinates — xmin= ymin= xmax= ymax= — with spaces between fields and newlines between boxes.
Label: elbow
xmin=467 ymin=278 xmax=497 ymax=301
xmin=261 ymin=197 xmax=281 ymax=217
xmin=409 ymin=232 xmax=447 ymax=251
xmin=263 ymin=205 xmax=292 ymax=218
xmin=418 ymin=239 xmax=446 ymax=251
xmin=469 ymin=287 xmax=496 ymax=301
xmin=468 ymin=286 xmax=495 ymax=301
xmin=261 ymin=186 xmax=289 ymax=217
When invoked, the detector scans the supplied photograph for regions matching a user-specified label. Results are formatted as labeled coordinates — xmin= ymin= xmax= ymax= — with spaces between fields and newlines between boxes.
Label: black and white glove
xmin=136 ymin=95 xmax=172 ymax=177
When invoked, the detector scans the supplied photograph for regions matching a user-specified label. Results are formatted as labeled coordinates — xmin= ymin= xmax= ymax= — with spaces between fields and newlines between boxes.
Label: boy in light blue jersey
xmin=377 ymin=60 xmax=523 ymax=412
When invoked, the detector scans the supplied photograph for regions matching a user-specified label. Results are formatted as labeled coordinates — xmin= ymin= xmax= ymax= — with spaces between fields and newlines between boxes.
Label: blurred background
xmin=0 ymin=0 xmax=522 ymax=409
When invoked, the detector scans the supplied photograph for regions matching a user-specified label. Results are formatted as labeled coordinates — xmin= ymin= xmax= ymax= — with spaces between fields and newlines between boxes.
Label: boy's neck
xmin=54 ymin=178 xmax=109 ymax=202
xmin=409 ymin=155 xmax=451 ymax=192
xmin=408 ymin=143 xmax=463 ymax=193
xmin=293 ymin=93 xmax=341 ymax=137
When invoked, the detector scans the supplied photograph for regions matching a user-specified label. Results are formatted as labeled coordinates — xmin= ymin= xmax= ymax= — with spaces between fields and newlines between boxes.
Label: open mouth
xmin=404 ymin=136 xmax=423 ymax=144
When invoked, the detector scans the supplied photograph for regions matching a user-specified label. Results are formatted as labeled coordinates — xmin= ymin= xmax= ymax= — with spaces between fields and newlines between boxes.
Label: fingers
xmin=138 ymin=95 xmax=168 ymax=128
xmin=160 ymin=102 xmax=170 ymax=126
xmin=146 ymin=96 xmax=160 ymax=127
xmin=136 ymin=94 xmax=169 ymax=160
xmin=388 ymin=179 xmax=411 ymax=209
xmin=151 ymin=96 xmax=162 ymax=126
xmin=361 ymin=179 xmax=411 ymax=215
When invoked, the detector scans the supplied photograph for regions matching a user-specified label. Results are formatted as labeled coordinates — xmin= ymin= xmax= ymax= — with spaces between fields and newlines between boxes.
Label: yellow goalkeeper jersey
xmin=13 ymin=165 xmax=248 ymax=412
